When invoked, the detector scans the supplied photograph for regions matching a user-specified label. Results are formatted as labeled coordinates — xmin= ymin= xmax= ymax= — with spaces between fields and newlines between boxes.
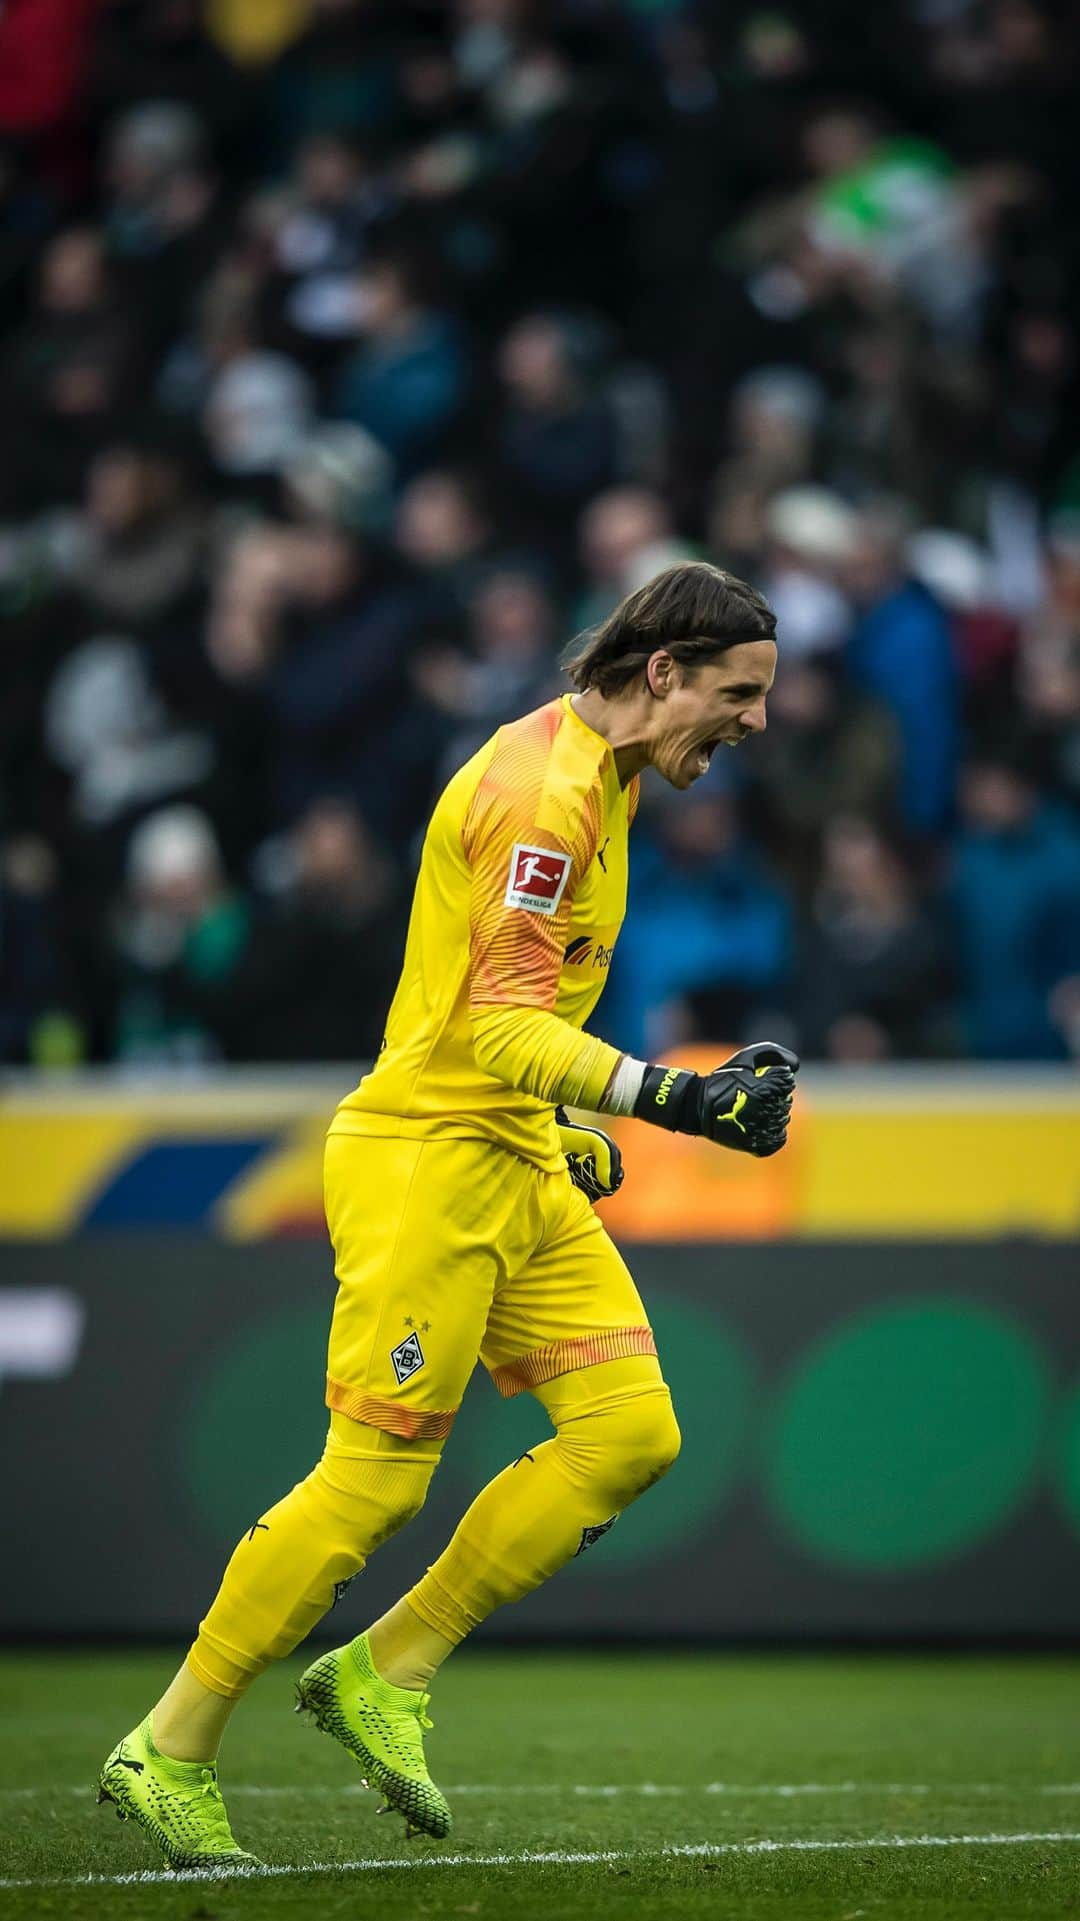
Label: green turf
xmin=2 ymin=1649 xmax=1079 ymax=1920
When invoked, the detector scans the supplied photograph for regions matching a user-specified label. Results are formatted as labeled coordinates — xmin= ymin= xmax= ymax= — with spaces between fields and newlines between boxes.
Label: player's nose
xmin=740 ymin=698 xmax=767 ymax=735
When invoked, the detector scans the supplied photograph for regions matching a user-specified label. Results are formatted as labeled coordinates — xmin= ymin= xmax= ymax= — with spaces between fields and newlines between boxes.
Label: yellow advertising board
xmin=0 ymin=1059 xmax=1076 ymax=1241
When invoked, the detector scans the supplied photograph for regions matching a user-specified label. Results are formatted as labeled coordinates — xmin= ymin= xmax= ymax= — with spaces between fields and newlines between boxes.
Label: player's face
xmin=647 ymin=638 xmax=777 ymax=789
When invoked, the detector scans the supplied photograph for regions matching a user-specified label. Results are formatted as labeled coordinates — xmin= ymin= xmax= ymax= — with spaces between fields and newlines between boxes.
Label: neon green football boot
xmin=96 ymin=1715 xmax=262 ymax=1873
xmin=295 ymin=1633 xmax=451 ymax=1839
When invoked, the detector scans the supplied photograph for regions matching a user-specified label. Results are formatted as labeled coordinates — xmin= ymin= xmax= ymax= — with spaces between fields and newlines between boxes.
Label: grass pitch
xmin=2 ymin=1648 xmax=1079 ymax=1920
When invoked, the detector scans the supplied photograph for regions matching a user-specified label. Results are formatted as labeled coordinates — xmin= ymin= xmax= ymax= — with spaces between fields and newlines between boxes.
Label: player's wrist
xmin=600 ymin=1053 xmax=647 ymax=1117
xmin=631 ymin=1064 xmax=704 ymax=1135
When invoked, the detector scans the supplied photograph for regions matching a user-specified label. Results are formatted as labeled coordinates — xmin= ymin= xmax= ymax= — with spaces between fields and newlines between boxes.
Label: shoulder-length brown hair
xmin=563 ymin=561 xmax=776 ymax=695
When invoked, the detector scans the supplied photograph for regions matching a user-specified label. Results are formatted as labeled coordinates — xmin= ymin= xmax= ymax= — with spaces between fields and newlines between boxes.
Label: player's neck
xmin=568 ymin=689 xmax=652 ymax=786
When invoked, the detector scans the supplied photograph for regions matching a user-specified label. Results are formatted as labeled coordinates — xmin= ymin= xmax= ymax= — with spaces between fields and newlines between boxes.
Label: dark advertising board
xmin=3 ymin=1239 xmax=1078 ymax=1639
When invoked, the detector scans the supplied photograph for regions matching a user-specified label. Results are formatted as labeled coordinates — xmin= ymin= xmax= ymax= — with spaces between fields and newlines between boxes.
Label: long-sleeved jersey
xmin=331 ymin=694 xmax=638 ymax=1170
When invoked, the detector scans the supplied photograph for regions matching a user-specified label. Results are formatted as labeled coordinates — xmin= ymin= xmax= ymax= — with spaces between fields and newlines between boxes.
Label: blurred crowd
xmin=1 ymin=0 xmax=1079 ymax=1068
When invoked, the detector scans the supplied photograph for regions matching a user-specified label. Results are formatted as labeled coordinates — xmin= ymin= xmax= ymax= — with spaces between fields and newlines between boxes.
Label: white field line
xmin=2 ymin=1831 xmax=1080 ymax=1890
xmin=2 ymin=1779 xmax=1079 ymax=1800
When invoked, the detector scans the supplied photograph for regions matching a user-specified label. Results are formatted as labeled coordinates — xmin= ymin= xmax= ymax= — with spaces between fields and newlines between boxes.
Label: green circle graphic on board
xmin=1056 ymin=1375 xmax=1080 ymax=1537
xmin=178 ymin=1304 xmax=328 ymax=1544
xmin=765 ymin=1298 xmax=1050 ymax=1572
xmin=454 ymin=1296 xmax=756 ymax=1573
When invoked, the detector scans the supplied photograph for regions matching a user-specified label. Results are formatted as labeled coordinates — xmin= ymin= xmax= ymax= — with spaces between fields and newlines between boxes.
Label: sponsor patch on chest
xmin=563 ymin=935 xmax=615 ymax=970
xmin=504 ymin=843 xmax=572 ymax=915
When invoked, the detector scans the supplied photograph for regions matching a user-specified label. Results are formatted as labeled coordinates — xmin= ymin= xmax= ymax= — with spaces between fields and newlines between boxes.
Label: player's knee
xmin=310 ymin=1430 xmax=437 ymax=1544
xmin=384 ymin=1477 xmax=431 ymax=1532
xmin=332 ymin=1469 xmax=428 ymax=1540
xmin=629 ymin=1388 xmax=681 ymax=1490
xmin=589 ymin=1386 xmax=681 ymax=1508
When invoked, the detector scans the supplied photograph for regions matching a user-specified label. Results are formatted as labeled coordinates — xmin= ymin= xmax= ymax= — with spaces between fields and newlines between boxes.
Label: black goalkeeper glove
xmin=556 ymin=1107 xmax=625 ymax=1201
xmin=632 ymin=1042 xmax=799 ymax=1157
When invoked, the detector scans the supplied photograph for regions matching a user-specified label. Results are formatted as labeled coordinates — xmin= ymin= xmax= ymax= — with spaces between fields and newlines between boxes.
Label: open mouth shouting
xmin=690 ymin=731 xmax=747 ymax=775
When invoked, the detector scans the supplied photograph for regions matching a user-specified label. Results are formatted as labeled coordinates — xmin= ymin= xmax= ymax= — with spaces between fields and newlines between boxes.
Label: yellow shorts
xmin=322 ymin=1130 xmax=655 ymax=1441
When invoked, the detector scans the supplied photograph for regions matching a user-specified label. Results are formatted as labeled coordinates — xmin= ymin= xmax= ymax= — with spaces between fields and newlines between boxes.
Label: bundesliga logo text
xmin=505 ymin=843 xmax=572 ymax=915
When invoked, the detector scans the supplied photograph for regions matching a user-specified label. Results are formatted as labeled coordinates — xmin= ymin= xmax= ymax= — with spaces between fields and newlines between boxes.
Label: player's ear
xmin=645 ymin=650 xmax=676 ymax=699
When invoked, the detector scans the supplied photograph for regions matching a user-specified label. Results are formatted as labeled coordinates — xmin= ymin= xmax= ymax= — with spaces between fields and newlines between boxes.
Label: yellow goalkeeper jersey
xmin=331 ymin=694 xmax=638 ymax=1170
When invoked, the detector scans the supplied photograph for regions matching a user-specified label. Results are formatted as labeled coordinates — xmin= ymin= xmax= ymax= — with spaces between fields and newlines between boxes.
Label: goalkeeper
xmin=98 ymin=560 xmax=796 ymax=1869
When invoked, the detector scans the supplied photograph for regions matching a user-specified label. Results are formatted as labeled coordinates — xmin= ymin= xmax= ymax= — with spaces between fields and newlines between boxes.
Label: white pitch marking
xmin=1 ymin=1779 xmax=1076 ymax=1800
xmin=2 ymin=1830 xmax=1080 ymax=1890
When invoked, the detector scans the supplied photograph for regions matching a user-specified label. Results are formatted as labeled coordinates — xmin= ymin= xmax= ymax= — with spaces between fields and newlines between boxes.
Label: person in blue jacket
xmin=335 ymin=251 xmax=466 ymax=478
xmin=597 ymin=780 xmax=791 ymax=1059
xmin=844 ymin=500 xmax=960 ymax=836
xmin=950 ymin=749 xmax=1080 ymax=1059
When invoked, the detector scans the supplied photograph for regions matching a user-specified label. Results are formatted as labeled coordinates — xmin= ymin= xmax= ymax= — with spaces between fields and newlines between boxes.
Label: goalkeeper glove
xmin=556 ymin=1106 xmax=624 ymax=1201
xmin=632 ymin=1042 xmax=799 ymax=1157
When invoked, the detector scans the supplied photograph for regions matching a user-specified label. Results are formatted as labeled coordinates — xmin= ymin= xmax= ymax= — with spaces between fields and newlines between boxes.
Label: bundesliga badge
xmin=390 ymin=1332 xmax=425 ymax=1385
xmin=504 ymin=843 xmax=572 ymax=915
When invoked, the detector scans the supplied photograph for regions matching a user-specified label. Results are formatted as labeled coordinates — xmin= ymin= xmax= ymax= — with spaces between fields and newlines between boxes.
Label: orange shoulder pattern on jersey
xmin=463 ymin=701 xmax=605 ymax=1012
xmin=627 ymin=774 xmax=641 ymax=826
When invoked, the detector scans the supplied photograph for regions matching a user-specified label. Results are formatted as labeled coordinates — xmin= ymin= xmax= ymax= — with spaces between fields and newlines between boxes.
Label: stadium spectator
xmin=0 ymin=0 xmax=96 ymax=144
xmin=412 ymin=564 xmax=562 ymax=783
xmin=795 ymin=814 xmax=948 ymax=1062
xmin=800 ymin=106 xmax=979 ymax=343
xmin=43 ymin=440 xmax=207 ymax=632
xmin=240 ymin=796 xmax=404 ymax=1062
xmin=204 ymin=349 xmax=315 ymax=483
xmin=746 ymin=656 xmax=898 ymax=889
xmin=123 ymin=796 xmax=406 ymax=1062
xmin=495 ymin=313 xmax=618 ymax=549
xmin=0 ymin=835 xmax=69 ymax=1065
xmin=949 ymin=750 xmax=1080 ymax=1060
xmin=843 ymin=500 xmax=960 ymax=836
xmin=395 ymin=466 xmax=496 ymax=623
xmin=574 ymin=486 xmax=673 ymax=633
xmin=202 ymin=0 xmax=312 ymax=71
xmin=0 ymin=225 xmax=138 ymax=512
xmin=282 ymin=420 xmax=395 ymax=534
xmin=271 ymin=130 xmax=397 ymax=348
xmin=757 ymin=487 xmax=857 ymax=661
xmin=1015 ymin=516 xmax=1080 ymax=813
xmin=908 ymin=527 xmax=1016 ymax=715
xmin=109 ymin=804 xmax=248 ymax=1062
xmin=209 ymin=522 xmax=420 ymax=841
xmin=730 ymin=367 xmax=825 ymax=488
xmin=44 ymin=636 xmax=214 ymax=850
xmin=102 ymin=102 xmax=231 ymax=365
xmin=267 ymin=0 xmax=400 ymax=158
xmin=706 ymin=367 xmax=826 ymax=578
xmin=0 ymin=1 xmax=1077 ymax=1064
xmin=600 ymin=787 xmax=792 ymax=1059
xmin=334 ymin=249 xmax=467 ymax=475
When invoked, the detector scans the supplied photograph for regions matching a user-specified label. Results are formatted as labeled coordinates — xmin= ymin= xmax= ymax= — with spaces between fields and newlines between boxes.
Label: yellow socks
xmin=367 ymin=1596 xmax=455 ymax=1690
xmin=189 ymin=1414 xmax=441 ymax=1699
xmin=185 ymin=1357 xmax=679 ymax=1702
xmin=408 ymin=1356 xmax=679 ymax=1646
